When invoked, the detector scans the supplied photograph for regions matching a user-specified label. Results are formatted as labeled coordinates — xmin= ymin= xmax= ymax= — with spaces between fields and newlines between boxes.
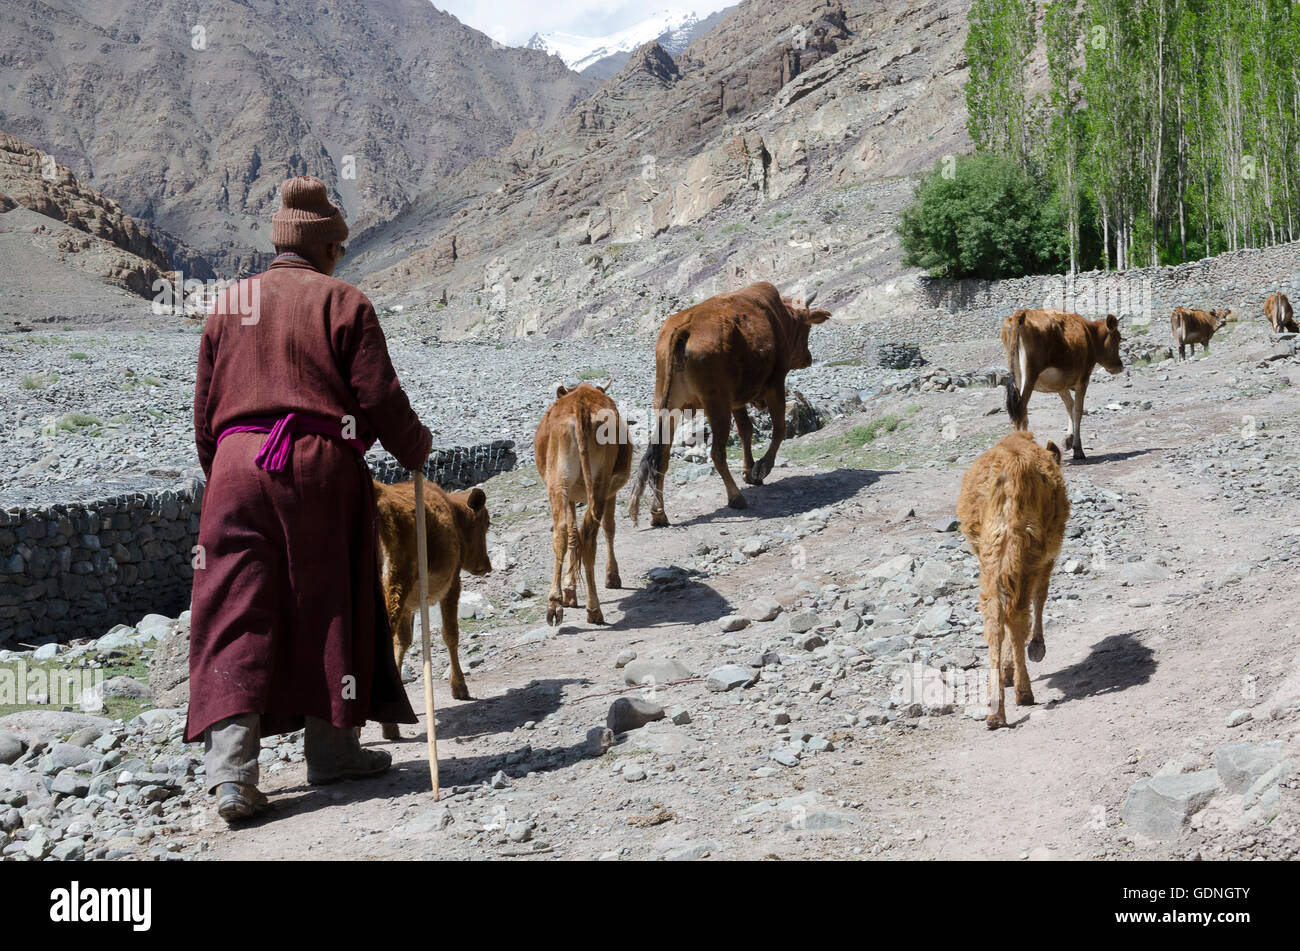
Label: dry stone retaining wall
xmin=0 ymin=441 xmax=516 ymax=646
xmin=917 ymin=241 xmax=1300 ymax=326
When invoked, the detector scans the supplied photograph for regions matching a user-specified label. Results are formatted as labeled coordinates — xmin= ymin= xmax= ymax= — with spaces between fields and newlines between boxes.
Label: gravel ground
xmin=2 ymin=311 xmax=1298 ymax=862
xmin=0 ymin=307 xmax=1005 ymax=506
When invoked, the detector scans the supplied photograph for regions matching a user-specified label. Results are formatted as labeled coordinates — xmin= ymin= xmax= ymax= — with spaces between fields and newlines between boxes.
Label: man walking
xmin=189 ymin=177 xmax=430 ymax=823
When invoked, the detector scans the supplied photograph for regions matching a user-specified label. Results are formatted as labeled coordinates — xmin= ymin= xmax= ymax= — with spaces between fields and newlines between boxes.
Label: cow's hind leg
xmin=734 ymin=407 xmax=759 ymax=484
xmin=602 ymin=496 xmax=621 ymax=589
xmin=649 ymin=412 xmax=678 ymax=528
xmin=1009 ymin=607 xmax=1035 ymax=707
xmin=563 ymin=498 xmax=580 ymax=607
xmin=1059 ymin=389 xmax=1076 ymax=451
xmin=580 ymin=500 xmax=605 ymax=624
xmin=1028 ymin=564 xmax=1051 ymax=662
xmin=705 ymin=405 xmax=746 ymax=509
xmin=441 ymin=579 xmax=470 ymax=700
xmin=382 ymin=610 xmax=414 ymax=740
xmin=982 ymin=594 xmax=1007 ymax=729
xmin=546 ymin=486 xmax=567 ymax=625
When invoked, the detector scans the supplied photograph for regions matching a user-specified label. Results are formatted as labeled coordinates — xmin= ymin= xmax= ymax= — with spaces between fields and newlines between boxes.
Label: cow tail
xmin=629 ymin=325 xmax=687 ymax=526
xmin=1004 ymin=311 xmax=1028 ymax=428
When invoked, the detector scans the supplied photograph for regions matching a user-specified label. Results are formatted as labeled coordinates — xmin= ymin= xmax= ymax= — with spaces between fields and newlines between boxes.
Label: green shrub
xmin=898 ymin=153 xmax=1072 ymax=279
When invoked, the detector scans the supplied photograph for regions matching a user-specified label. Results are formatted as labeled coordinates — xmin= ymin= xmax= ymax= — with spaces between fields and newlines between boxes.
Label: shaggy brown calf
xmin=1264 ymin=292 xmax=1298 ymax=333
xmin=628 ymin=282 xmax=830 ymax=525
xmin=373 ymin=479 xmax=491 ymax=738
xmin=957 ymin=431 xmax=1069 ymax=729
xmin=1002 ymin=308 xmax=1123 ymax=461
xmin=535 ymin=382 xmax=632 ymax=625
xmin=1170 ymin=307 xmax=1228 ymax=360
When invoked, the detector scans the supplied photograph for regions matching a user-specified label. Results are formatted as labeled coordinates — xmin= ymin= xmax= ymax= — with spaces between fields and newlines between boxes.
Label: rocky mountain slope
xmin=347 ymin=0 xmax=974 ymax=340
xmin=0 ymin=0 xmax=595 ymax=277
xmin=0 ymin=132 xmax=172 ymax=318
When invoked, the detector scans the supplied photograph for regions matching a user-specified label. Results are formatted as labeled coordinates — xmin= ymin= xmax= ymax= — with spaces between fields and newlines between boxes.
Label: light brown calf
xmin=1002 ymin=308 xmax=1123 ymax=461
xmin=535 ymin=382 xmax=632 ymax=626
xmin=1264 ymin=292 xmax=1298 ymax=333
xmin=1170 ymin=307 xmax=1228 ymax=360
xmin=957 ymin=431 xmax=1069 ymax=729
xmin=628 ymin=282 xmax=830 ymax=525
xmin=373 ymin=479 xmax=491 ymax=738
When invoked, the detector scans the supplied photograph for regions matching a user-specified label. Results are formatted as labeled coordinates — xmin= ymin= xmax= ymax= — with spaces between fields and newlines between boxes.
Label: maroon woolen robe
xmin=187 ymin=255 xmax=431 ymax=742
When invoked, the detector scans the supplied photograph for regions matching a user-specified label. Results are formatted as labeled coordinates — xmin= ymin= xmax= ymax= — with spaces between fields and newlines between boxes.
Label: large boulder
xmin=149 ymin=615 xmax=191 ymax=709
xmin=1121 ymin=770 xmax=1219 ymax=839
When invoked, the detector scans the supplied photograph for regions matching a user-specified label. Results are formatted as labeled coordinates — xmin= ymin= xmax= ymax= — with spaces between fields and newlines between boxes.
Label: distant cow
xmin=1002 ymin=308 xmax=1123 ymax=461
xmin=957 ymin=431 xmax=1069 ymax=729
xmin=1264 ymin=292 xmax=1298 ymax=333
xmin=536 ymin=382 xmax=631 ymax=625
xmin=1170 ymin=307 xmax=1228 ymax=360
xmin=628 ymin=282 xmax=830 ymax=525
xmin=374 ymin=479 xmax=491 ymax=737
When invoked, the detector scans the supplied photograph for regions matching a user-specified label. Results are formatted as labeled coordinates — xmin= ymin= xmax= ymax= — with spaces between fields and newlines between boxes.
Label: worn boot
xmin=216 ymin=782 xmax=270 ymax=824
xmin=305 ymin=716 xmax=392 ymax=785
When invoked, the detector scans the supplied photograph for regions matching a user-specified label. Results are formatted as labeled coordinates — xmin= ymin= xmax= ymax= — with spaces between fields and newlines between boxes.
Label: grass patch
xmin=576 ymin=366 xmax=608 ymax=381
xmin=57 ymin=412 xmax=101 ymax=432
xmin=0 ymin=647 xmax=152 ymax=721
xmin=20 ymin=373 xmax=50 ymax=390
xmin=68 ymin=352 xmax=89 ymax=361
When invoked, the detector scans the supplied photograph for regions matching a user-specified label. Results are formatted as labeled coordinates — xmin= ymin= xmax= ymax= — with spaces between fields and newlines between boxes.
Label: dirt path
xmin=187 ymin=319 xmax=1300 ymax=861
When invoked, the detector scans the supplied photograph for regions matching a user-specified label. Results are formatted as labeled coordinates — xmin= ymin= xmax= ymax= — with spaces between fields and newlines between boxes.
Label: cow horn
xmin=804 ymin=289 xmax=818 ymax=306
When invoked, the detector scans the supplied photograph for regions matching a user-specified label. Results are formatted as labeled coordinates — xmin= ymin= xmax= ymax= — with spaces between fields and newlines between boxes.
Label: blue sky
xmin=433 ymin=1 xmax=736 ymax=47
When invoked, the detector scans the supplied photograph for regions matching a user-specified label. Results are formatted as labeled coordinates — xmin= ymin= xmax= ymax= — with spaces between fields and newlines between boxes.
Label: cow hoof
xmin=562 ymin=588 xmax=578 ymax=607
xmin=381 ymin=723 xmax=399 ymax=741
xmin=743 ymin=470 xmax=763 ymax=486
xmin=1063 ymin=433 xmax=1075 ymax=450
xmin=1072 ymin=449 xmax=1087 ymax=462
xmin=985 ymin=713 xmax=1007 ymax=730
xmin=650 ymin=512 xmax=670 ymax=528
xmin=587 ymin=609 xmax=605 ymax=625
xmin=752 ymin=459 xmax=773 ymax=482
xmin=1028 ymin=638 xmax=1046 ymax=662
xmin=728 ymin=493 xmax=748 ymax=510
xmin=1001 ymin=666 xmax=1015 ymax=688
xmin=451 ymin=682 xmax=471 ymax=701
xmin=606 ymin=572 xmax=622 ymax=589
xmin=1015 ymin=690 xmax=1036 ymax=707
xmin=546 ymin=602 xmax=563 ymax=625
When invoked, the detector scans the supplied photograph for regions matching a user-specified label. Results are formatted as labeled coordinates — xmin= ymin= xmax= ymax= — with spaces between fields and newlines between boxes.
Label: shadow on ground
xmin=1043 ymin=631 xmax=1156 ymax=701
xmin=674 ymin=467 xmax=891 ymax=527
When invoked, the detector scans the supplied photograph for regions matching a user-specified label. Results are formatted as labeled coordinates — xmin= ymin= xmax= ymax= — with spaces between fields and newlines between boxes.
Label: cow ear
xmin=1106 ymin=314 xmax=1119 ymax=330
xmin=804 ymin=309 xmax=831 ymax=324
xmin=1045 ymin=441 xmax=1062 ymax=464
xmin=556 ymin=384 xmax=569 ymax=398
xmin=466 ymin=487 xmax=487 ymax=512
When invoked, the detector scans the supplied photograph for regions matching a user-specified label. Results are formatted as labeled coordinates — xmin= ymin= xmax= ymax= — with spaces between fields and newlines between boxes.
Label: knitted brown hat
xmin=270 ymin=176 xmax=348 ymax=246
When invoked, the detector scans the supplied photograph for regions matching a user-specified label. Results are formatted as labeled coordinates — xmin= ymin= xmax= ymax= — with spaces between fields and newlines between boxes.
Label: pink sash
xmin=216 ymin=412 xmax=366 ymax=472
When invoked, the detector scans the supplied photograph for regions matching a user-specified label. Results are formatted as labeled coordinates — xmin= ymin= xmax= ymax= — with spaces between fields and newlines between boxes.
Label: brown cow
xmin=628 ymin=282 xmax=830 ymax=525
xmin=535 ymin=382 xmax=632 ymax=625
xmin=373 ymin=479 xmax=491 ymax=738
xmin=1002 ymin=308 xmax=1123 ymax=461
xmin=1264 ymin=292 xmax=1298 ymax=333
xmin=957 ymin=431 xmax=1069 ymax=729
xmin=1170 ymin=307 xmax=1228 ymax=360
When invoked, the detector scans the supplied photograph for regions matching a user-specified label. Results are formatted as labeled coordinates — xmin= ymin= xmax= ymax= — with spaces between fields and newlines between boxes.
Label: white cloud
xmin=433 ymin=0 xmax=736 ymax=47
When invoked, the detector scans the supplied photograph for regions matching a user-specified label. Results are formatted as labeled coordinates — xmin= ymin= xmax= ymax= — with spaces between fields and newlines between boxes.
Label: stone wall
xmin=0 ymin=478 xmax=203 ymax=648
xmin=0 ymin=441 xmax=517 ymax=647
xmin=918 ymin=241 xmax=1300 ymax=326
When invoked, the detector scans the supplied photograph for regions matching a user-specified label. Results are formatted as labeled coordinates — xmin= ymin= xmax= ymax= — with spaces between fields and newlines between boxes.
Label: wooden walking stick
xmin=413 ymin=471 xmax=440 ymax=799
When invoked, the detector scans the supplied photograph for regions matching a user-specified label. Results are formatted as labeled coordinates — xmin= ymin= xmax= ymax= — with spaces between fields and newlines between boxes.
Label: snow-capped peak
xmin=525 ymin=7 xmax=722 ymax=75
